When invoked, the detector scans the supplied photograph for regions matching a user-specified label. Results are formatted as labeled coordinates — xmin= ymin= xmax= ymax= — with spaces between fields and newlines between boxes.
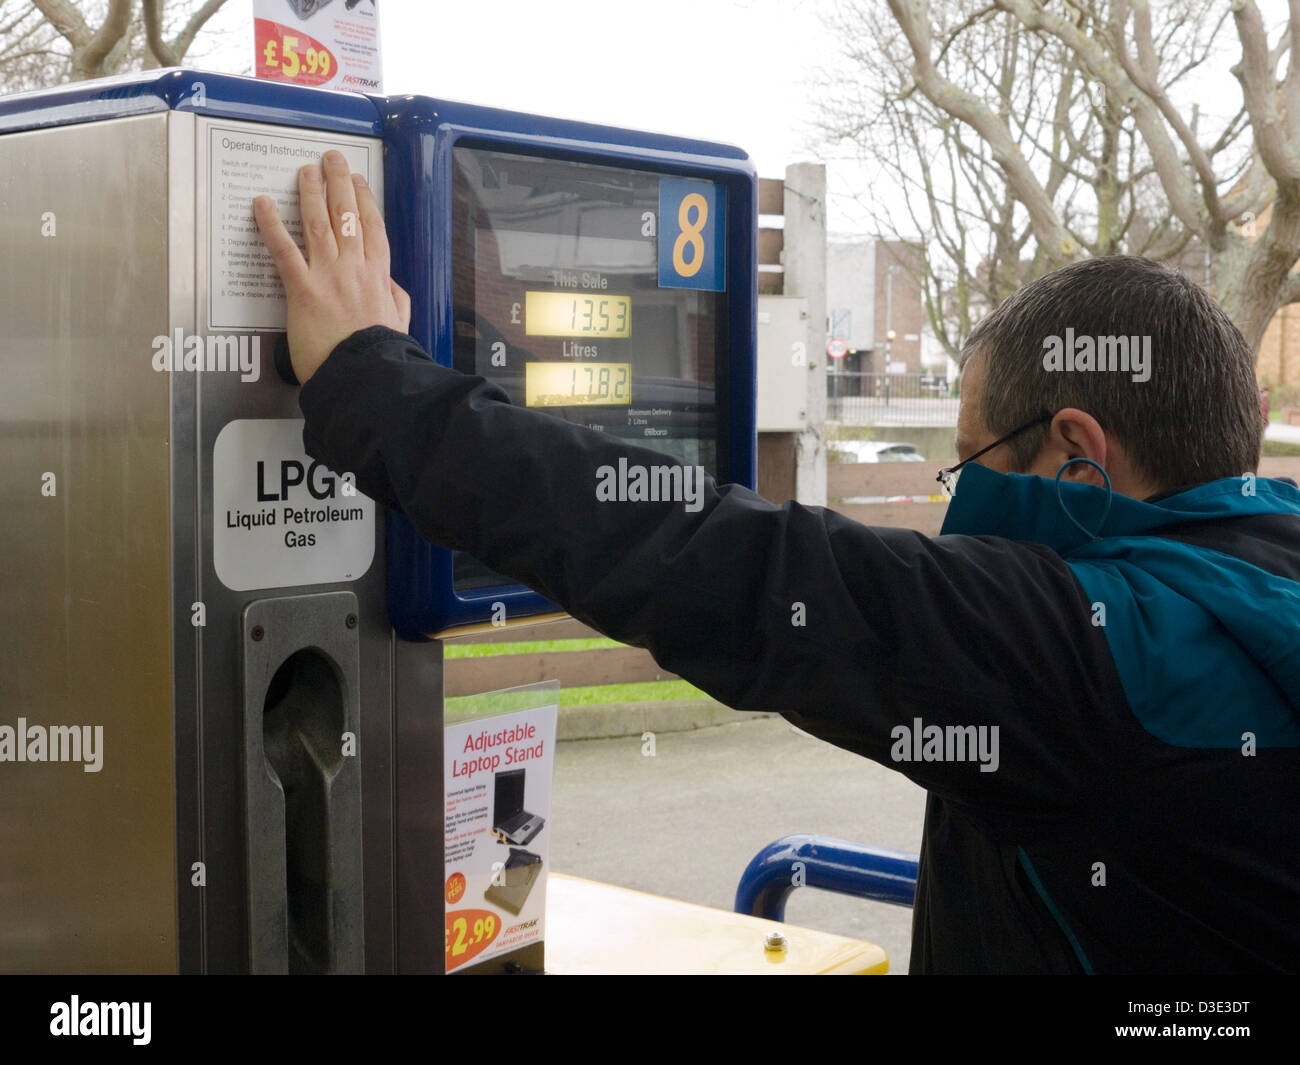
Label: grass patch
xmin=444 ymin=679 xmax=708 ymax=719
xmin=445 ymin=637 xmax=624 ymax=658
xmin=826 ymin=423 xmax=879 ymax=463
xmin=1262 ymin=440 xmax=1300 ymax=457
xmin=826 ymin=423 xmax=879 ymax=442
xmin=444 ymin=689 xmax=559 ymax=720
xmin=557 ymin=680 xmax=706 ymax=705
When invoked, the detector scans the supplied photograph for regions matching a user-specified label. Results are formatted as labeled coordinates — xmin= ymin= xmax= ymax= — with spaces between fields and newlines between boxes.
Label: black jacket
xmin=300 ymin=326 xmax=1300 ymax=974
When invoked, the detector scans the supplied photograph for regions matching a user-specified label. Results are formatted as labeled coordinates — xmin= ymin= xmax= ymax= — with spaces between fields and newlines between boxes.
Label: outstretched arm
xmin=256 ymin=155 xmax=1128 ymax=836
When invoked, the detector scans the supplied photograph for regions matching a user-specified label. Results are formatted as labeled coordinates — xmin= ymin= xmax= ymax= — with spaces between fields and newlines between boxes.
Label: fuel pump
xmin=0 ymin=69 xmax=756 ymax=974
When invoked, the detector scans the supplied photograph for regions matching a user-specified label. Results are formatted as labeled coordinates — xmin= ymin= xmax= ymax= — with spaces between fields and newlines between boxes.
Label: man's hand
xmin=253 ymin=149 xmax=411 ymax=385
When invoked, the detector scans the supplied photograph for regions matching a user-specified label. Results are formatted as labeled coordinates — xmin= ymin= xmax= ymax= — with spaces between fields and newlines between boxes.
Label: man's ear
xmin=1047 ymin=409 xmax=1108 ymax=486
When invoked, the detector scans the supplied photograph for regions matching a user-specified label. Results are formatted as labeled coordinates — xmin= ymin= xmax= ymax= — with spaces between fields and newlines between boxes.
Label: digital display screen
xmin=525 ymin=291 xmax=631 ymax=338
xmin=451 ymin=146 xmax=726 ymax=593
xmin=526 ymin=362 xmax=631 ymax=407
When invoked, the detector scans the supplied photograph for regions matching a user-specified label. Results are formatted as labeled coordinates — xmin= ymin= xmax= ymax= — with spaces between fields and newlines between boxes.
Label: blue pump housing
xmin=0 ymin=70 xmax=758 ymax=641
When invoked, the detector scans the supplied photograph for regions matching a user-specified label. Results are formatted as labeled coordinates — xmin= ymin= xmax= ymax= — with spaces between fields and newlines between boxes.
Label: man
xmin=254 ymin=152 xmax=1300 ymax=974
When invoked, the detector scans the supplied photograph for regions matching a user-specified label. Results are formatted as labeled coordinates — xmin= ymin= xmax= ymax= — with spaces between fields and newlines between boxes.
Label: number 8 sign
xmin=658 ymin=178 xmax=726 ymax=292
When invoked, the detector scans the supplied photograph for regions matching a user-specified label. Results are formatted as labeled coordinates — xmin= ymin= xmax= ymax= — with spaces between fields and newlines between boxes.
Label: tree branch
xmin=170 ymin=0 xmax=227 ymax=62
xmin=1277 ymin=270 xmax=1300 ymax=305
xmin=29 ymin=0 xmax=88 ymax=49
xmin=1230 ymin=0 xmax=1300 ymax=188
xmin=888 ymin=0 xmax=1076 ymax=263
xmin=1114 ymin=0 xmax=1226 ymax=222
xmin=70 ymin=0 xmax=131 ymax=79
xmin=996 ymin=0 xmax=1207 ymax=236
xmin=142 ymin=0 xmax=177 ymax=66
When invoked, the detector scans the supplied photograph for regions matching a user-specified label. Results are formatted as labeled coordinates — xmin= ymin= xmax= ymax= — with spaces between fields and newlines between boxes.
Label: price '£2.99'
xmin=445 ymin=909 xmax=500 ymax=970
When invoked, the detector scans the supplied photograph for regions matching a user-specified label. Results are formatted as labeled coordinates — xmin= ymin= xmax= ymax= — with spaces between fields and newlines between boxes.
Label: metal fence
xmin=828 ymin=371 xmax=959 ymax=426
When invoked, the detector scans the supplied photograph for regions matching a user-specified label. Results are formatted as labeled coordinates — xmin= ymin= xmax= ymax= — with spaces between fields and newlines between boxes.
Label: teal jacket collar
xmin=939 ymin=461 xmax=1300 ymax=556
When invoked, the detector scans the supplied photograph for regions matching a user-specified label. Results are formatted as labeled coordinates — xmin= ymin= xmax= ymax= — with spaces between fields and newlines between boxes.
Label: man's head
xmin=955 ymin=256 xmax=1263 ymax=499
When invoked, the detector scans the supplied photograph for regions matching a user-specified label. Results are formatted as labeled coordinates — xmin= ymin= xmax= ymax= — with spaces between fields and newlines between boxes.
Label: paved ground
xmin=550 ymin=715 xmax=927 ymax=974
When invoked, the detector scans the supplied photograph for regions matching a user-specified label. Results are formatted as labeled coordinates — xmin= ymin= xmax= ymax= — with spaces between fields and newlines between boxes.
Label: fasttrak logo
xmin=50 ymin=996 xmax=150 ymax=1045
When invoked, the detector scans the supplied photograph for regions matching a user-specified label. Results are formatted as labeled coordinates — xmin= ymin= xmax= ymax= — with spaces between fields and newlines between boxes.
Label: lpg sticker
xmin=213 ymin=419 xmax=374 ymax=591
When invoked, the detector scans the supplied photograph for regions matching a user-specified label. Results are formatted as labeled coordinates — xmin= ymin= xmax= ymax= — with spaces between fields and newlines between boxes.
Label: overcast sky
xmin=199 ymin=0 xmax=874 ymax=232
xmin=381 ymin=0 xmax=829 ymax=170
xmin=195 ymin=0 xmax=1277 ymax=240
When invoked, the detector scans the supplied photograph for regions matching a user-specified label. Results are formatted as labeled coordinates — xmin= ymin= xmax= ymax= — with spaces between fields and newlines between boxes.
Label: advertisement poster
xmin=253 ymin=0 xmax=382 ymax=93
xmin=444 ymin=683 xmax=558 ymax=973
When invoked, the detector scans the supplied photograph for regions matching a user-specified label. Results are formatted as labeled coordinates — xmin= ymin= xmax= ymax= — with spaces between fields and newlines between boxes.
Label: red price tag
xmin=445 ymin=908 xmax=501 ymax=971
xmin=255 ymin=19 xmax=337 ymax=87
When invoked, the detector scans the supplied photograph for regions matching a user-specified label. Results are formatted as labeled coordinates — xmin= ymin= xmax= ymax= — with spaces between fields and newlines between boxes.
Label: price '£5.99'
xmin=445 ymin=909 xmax=500 ymax=970
xmin=254 ymin=19 xmax=337 ymax=88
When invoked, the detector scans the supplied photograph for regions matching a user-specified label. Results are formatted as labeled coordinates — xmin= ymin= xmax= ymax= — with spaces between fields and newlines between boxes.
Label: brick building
xmin=826 ymin=238 xmax=929 ymax=383
xmin=1258 ymin=305 xmax=1300 ymax=389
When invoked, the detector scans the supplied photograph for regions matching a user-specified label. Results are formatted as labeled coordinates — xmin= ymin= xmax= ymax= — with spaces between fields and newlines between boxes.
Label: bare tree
xmin=1 ymin=0 xmax=230 ymax=91
xmin=820 ymin=0 xmax=1292 ymax=354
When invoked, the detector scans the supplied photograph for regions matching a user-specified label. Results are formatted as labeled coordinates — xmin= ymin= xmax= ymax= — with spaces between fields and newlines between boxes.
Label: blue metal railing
xmin=735 ymin=834 xmax=919 ymax=921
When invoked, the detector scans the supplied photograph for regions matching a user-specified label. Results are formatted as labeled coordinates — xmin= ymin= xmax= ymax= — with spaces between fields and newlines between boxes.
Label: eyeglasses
xmin=937 ymin=412 xmax=1054 ymax=498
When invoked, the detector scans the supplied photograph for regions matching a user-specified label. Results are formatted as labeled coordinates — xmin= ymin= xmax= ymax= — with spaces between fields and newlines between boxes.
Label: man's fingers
xmin=390 ymin=278 xmax=412 ymax=331
xmin=322 ymin=149 xmax=363 ymax=259
xmin=253 ymin=195 xmax=309 ymax=289
xmin=298 ymin=163 xmax=338 ymax=263
xmin=351 ymin=173 xmax=390 ymax=269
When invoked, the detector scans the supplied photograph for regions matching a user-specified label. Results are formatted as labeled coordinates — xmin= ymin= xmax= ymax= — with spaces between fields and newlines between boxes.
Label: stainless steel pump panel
xmin=0 ymin=72 xmax=435 ymax=974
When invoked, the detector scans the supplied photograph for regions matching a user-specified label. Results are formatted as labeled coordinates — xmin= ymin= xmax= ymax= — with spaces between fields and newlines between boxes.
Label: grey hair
xmin=961 ymin=256 xmax=1262 ymax=489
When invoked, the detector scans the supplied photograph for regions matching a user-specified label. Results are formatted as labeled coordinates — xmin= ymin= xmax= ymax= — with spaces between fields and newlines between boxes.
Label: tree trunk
xmin=1219 ymin=191 xmax=1300 ymax=352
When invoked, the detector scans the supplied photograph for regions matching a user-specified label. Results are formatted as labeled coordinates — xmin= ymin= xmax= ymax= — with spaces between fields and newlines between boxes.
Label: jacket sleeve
xmin=300 ymin=326 xmax=1131 ymax=835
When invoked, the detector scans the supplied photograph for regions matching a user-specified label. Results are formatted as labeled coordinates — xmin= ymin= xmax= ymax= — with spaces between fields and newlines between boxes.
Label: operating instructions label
xmin=213 ymin=418 xmax=375 ymax=591
xmin=205 ymin=120 xmax=379 ymax=330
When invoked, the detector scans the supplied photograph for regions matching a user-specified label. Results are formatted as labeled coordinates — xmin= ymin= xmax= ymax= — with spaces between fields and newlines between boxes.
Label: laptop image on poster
xmin=484 ymin=847 xmax=543 ymax=916
xmin=492 ymin=768 xmax=545 ymax=845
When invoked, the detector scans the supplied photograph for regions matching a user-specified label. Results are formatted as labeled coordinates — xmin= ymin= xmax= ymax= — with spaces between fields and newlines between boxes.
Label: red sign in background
xmin=255 ymin=18 xmax=338 ymax=88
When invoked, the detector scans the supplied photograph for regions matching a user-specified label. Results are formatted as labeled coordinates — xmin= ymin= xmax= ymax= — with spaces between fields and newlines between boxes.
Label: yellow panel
xmin=545 ymin=874 xmax=889 ymax=975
